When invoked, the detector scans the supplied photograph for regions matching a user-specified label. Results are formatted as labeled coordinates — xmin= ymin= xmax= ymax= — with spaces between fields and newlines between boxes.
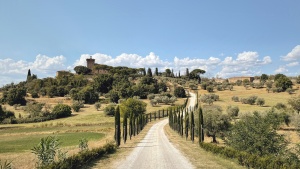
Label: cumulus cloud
xmin=275 ymin=66 xmax=288 ymax=74
xmin=281 ymin=45 xmax=300 ymax=61
xmin=286 ymin=61 xmax=299 ymax=67
xmin=0 ymin=55 xmax=67 ymax=86
xmin=74 ymin=53 xmax=221 ymax=76
xmin=216 ymin=51 xmax=272 ymax=78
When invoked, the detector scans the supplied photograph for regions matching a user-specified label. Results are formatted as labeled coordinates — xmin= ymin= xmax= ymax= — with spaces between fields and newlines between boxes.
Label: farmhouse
xmin=228 ymin=76 xmax=254 ymax=83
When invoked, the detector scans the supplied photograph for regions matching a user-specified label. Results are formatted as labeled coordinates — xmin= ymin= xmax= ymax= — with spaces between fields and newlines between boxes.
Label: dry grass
xmin=196 ymin=84 xmax=300 ymax=113
xmin=144 ymin=98 xmax=185 ymax=113
xmin=164 ymin=125 xmax=244 ymax=169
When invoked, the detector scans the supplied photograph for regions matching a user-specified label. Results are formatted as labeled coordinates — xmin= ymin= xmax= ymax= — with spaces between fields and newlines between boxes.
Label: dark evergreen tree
xmin=155 ymin=67 xmax=159 ymax=76
xmin=147 ymin=68 xmax=152 ymax=77
xmin=190 ymin=111 xmax=195 ymax=142
xmin=115 ymin=106 xmax=121 ymax=146
xmin=198 ymin=106 xmax=204 ymax=143
xmin=27 ymin=69 xmax=32 ymax=82
xmin=123 ymin=113 xmax=128 ymax=143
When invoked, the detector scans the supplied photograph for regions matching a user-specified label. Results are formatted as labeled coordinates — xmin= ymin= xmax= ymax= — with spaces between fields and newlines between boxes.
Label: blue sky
xmin=0 ymin=0 xmax=300 ymax=86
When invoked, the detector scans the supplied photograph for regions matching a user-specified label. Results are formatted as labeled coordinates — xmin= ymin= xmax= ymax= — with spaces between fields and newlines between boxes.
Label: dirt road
xmin=116 ymin=93 xmax=196 ymax=169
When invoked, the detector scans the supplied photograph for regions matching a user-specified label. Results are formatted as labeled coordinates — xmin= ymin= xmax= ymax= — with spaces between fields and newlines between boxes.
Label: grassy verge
xmin=164 ymin=124 xmax=244 ymax=169
xmin=0 ymin=132 xmax=104 ymax=153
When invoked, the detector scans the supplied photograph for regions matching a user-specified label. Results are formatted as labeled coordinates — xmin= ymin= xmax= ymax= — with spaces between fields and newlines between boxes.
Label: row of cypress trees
xmin=115 ymin=106 xmax=174 ymax=146
xmin=169 ymin=92 xmax=205 ymax=144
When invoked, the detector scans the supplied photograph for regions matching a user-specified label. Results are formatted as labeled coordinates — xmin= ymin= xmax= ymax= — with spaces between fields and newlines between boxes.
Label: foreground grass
xmin=164 ymin=125 xmax=244 ymax=169
xmin=0 ymin=132 xmax=104 ymax=153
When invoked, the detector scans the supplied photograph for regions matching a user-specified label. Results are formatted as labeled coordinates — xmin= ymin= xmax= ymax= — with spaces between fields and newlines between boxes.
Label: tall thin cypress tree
xmin=123 ymin=113 xmax=127 ymax=143
xmin=115 ymin=106 xmax=121 ymax=146
xmin=198 ymin=106 xmax=204 ymax=144
xmin=190 ymin=111 xmax=195 ymax=142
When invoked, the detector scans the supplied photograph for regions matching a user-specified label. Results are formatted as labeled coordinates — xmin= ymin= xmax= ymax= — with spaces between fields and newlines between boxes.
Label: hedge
xmin=199 ymin=142 xmax=300 ymax=169
xmin=41 ymin=142 xmax=117 ymax=169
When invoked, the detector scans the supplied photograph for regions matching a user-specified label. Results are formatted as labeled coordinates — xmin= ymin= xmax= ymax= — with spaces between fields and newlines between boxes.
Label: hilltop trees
xmin=74 ymin=66 xmax=91 ymax=75
xmin=1 ymin=87 xmax=27 ymax=106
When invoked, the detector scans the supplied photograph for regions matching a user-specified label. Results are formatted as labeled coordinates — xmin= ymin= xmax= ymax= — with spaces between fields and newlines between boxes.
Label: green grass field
xmin=0 ymin=132 xmax=104 ymax=153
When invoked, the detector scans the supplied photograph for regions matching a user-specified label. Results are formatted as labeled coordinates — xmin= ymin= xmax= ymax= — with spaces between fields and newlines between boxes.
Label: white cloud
xmin=281 ymin=45 xmax=300 ymax=61
xmin=0 ymin=55 xmax=67 ymax=87
xmin=286 ymin=61 xmax=299 ymax=67
xmin=275 ymin=66 xmax=288 ymax=74
xmin=216 ymin=51 xmax=272 ymax=78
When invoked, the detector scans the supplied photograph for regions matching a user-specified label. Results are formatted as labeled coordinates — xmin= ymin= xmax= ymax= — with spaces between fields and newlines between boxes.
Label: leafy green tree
xmin=274 ymin=75 xmax=293 ymax=91
xmin=52 ymin=104 xmax=72 ymax=118
xmin=226 ymin=112 xmax=286 ymax=156
xmin=189 ymin=69 xmax=206 ymax=83
xmin=79 ymin=86 xmax=99 ymax=104
xmin=203 ymin=105 xmax=230 ymax=143
xmin=93 ymin=74 xmax=113 ymax=93
xmin=260 ymin=74 xmax=269 ymax=83
xmin=165 ymin=69 xmax=171 ymax=77
xmin=1 ymin=87 xmax=27 ymax=106
xmin=120 ymin=98 xmax=146 ymax=118
xmin=74 ymin=66 xmax=91 ymax=75
xmin=174 ymin=86 xmax=186 ymax=98
xmin=104 ymin=104 xmax=116 ymax=116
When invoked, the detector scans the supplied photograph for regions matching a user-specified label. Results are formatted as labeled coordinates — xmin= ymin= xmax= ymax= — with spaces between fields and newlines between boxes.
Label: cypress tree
xmin=158 ymin=110 xmax=160 ymax=119
xmin=147 ymin=68 xmax=152 ymax=77
xmin=129 ymin=113 xmax=133 ymax=139
xmin=162 ymin=109 xmax=164 ymax=117
xmin=181 ymin=111 xmax=184 ymax=136
xmin=150 ymin=113 xmax=152 ymax=122
xmin=115 ymin=106 xmax=121 ymax=146
xmin=154 ymin=111 xmax=156 ymax=120
xmin=27 ymin=69 xmax=32 ymax=82
xmin=185 ymin=111 xmax=189 ymax=140
xmin=155 ymin=67 xmax=158 ymax=76
xmin=198 ymin=106 xmax=204 ymax=143
xmin=123 ymin=113 xmax=128 ymax=143
xmin=190 ymin=111 xmax=195 ymax=142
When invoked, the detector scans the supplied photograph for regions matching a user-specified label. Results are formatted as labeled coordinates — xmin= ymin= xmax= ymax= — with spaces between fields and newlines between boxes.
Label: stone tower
xmin=86 ymin=56 xmax=95 ymax=70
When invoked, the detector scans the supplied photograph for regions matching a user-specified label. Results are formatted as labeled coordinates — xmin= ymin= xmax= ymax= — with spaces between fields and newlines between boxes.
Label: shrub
xmin=286 ymin=88 xmax=294 ymax=94
xmin=94 ymin=102 xmax=101 ymax=111
xmin=79 ymin=138 xmax=88 ymax=151
xmin=174 ymin=86 xmax=186 ymax=98
xmin=217 ymin=85 xmax=223 ymax=91
xmin=147 ymin=93 xmax=155 ymax=100
xmin=247 ymin=96 xmax=258 ymax=105
xmin=72 ymin=101 xmax=84 ymax=112
xmin=256 ymin=98 xmax=265 ymax=106
xmin=52 ymin=104 xmax=72 ymax=118
xmin=104 ymin=104 xmax=116 ymax=116
xmin=231 ymin=96 xmax=239 ymax=102
xmin=274 ymin=103 xmax=286 ymax=109
xmin=206 ymin=85 xmax=214 ymax=93
xmin=31 ymin=136 xmax=61 ymax=167
xmin=227 ymin=106 xmax=239 ymax=117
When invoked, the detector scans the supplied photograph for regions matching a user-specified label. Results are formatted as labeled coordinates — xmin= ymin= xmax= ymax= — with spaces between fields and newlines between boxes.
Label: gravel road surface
xmin=116 ymin=93 xmax=196 ymax=169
